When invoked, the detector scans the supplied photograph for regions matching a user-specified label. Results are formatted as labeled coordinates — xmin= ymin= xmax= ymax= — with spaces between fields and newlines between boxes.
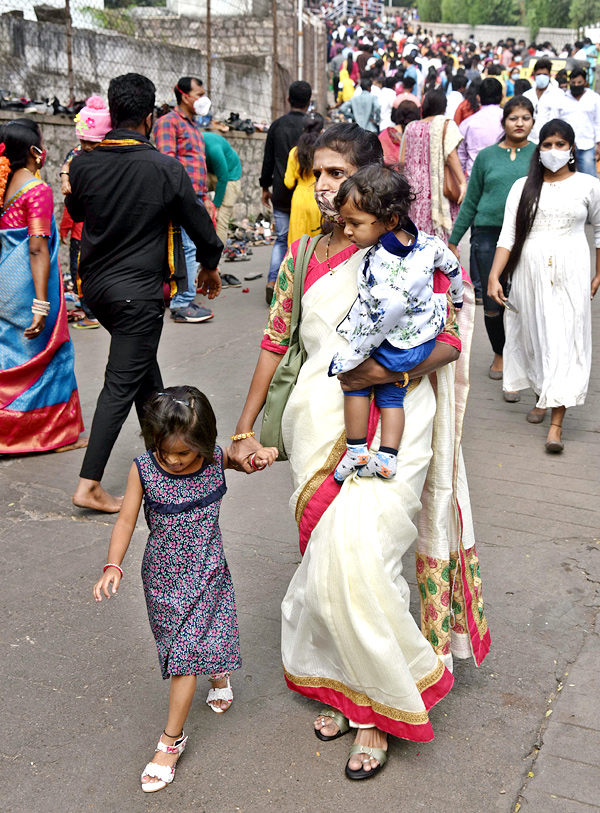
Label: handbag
xmin=442 ymin=119 xmax=461 ymax=203
xmin=260 ymin=233 xmax=321 ymax=461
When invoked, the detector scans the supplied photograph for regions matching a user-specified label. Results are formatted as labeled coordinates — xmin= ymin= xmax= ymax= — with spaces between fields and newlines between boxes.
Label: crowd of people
xmin=0 ymin=8 xmax=599 ymax=795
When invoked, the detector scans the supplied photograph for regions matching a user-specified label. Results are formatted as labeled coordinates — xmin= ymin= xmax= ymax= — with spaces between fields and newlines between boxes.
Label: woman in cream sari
xmin=229 ymin=124 xmax=489 ymax=779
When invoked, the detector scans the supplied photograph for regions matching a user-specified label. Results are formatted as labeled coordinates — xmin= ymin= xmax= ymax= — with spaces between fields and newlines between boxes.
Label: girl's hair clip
xmin=0 ymin=143 xmax=5 ymax=156
xmin=157 ymin=391 xmax=191 ymax=407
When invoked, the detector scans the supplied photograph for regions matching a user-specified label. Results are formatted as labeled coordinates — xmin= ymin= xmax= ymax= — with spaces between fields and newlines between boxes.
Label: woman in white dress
xmin=488 ymin=119 xmax=600 ymax=453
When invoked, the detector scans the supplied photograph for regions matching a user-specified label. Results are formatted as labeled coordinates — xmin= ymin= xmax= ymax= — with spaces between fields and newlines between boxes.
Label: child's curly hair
xmin=141 ymin=385 xmax=217 ymax=464
xmin=335 ymin=165 xmax=416 ymax=228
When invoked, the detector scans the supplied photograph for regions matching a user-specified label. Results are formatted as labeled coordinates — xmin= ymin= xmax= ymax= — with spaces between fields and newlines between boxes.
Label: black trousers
xmin=470 ymin=226 xmax=506 ymax=356
xmin=79 ymin=298 xmax=165 ymax=481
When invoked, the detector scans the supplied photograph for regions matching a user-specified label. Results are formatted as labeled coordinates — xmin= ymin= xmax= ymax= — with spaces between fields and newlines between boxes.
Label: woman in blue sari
xmin=0 ymin=120 xmax=84 ymax=453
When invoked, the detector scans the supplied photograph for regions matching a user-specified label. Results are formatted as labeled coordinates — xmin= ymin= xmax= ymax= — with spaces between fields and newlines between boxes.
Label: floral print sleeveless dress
xmin=136 ymin=446 xmax=241 ymax=679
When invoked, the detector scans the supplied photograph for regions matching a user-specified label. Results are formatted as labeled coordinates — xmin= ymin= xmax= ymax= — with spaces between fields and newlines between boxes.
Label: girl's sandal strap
xmin=156 ymin=733 xmax=188 ymax=755
xmin=141 ymin=761 xmax=175 ymax=784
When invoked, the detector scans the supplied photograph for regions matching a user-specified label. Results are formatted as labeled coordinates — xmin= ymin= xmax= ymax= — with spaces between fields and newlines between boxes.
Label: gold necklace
xmin=325 ymin=233 xmax=334 ymax=273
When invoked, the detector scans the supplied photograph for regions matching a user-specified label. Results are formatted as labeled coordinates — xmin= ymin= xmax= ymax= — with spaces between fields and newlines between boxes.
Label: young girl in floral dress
xmin=93 ymin=386 xmax=277 ymax=793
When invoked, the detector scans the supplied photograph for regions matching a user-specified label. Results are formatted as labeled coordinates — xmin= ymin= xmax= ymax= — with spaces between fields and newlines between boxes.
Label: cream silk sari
xmin=279 ymin=246 xmax=489 ymax=742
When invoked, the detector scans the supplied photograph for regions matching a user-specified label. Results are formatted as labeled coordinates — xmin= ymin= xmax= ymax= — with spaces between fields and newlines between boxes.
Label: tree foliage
xmin=569 ymin=0 xmax=600 ymax=29
xmin=417 ymin=0 xmax=443 ymax=24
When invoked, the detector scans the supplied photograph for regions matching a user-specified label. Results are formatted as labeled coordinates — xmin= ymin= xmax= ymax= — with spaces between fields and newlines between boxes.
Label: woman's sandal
xmin=141 ymin=731 xmax=188 ymax=793
xmin=345 ymin=744 xmax=388 ymax=781
xmin=206 ymin=675 xmax=233 ymax=713
xmin=488 ymin=365 xmax=503 ymax=380
xmin=314 ymin=709 xmax=350 ymax=742
xmin=527 ymin=408 xmax=547 ymax=424
xmin=545 ymin=423 xmax=564 ymax=453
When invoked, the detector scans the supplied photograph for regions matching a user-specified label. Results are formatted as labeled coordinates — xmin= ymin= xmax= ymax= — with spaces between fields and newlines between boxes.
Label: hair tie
xmin=0 ymin=143 xmax=5 ymax=156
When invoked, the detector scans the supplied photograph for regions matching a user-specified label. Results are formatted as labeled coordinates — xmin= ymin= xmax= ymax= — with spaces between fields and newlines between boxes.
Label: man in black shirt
xmin=259 ymin=80 xmax=311 ymax=304
xmin=67 ymin=73 xmax=223 ymax=513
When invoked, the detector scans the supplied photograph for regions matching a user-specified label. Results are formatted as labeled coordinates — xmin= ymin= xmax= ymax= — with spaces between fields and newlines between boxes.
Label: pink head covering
xmin=74 ymin=96 xmax=111 ymax=142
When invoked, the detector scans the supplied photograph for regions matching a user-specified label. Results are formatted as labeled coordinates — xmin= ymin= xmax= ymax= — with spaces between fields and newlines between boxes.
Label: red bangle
xmin=104 ymin=563 xmax=123 ymax=578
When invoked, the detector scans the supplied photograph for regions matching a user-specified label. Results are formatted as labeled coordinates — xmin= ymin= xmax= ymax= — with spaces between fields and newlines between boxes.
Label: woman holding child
xmin=229 ymin=124 xmax=490 ymax=779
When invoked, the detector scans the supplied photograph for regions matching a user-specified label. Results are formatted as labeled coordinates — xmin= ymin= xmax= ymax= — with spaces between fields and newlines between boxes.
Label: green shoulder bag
xmin=260 ymin=233 xmax=322 ymax=461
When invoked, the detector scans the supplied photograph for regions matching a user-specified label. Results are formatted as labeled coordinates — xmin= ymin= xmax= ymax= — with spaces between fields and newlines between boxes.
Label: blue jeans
xmin=267 ymin=209 xmax=290 ymax=283
xmin=577 ymin=147 xmax=597 ymax=177
xmin=171 ymin=194 xmax=205 ymax=310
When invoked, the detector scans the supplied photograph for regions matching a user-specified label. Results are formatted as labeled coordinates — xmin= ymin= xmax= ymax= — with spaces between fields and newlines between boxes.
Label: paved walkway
xmin=1 ymin=245 xmax=598 ymax=812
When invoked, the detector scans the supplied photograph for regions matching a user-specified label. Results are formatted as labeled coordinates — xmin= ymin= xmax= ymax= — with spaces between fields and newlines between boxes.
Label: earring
xmin=568 ymin=153 xmax=575 ymax=165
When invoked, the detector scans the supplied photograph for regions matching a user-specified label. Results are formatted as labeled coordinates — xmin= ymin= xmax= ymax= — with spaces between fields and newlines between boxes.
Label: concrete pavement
xmin=1 ymin=245 xmax=599 ymax=813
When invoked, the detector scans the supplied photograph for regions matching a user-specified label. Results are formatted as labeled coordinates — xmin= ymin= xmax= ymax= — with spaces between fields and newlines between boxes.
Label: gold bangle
xmin=230 ymin=430 xmax=255 ymax=441
xmin=394 ymin=372 xmax=410 ymax=388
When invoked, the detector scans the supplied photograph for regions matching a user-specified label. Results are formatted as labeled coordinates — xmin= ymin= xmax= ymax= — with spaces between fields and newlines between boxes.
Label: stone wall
xmin=0 ymin=110 xmax=268 ymax=231
xmin=0 ymin=2 xmax=328 ymax=122
xmin=0 ymin=12 xmax=274 ymax=122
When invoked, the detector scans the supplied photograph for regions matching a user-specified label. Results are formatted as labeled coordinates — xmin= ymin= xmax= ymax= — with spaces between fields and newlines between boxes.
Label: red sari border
xmin=298 ymin=400 xmax=380 ymax=555
xmin=284 ymin=664 xmax=454 ymax=743
xmin=457 ymin=504 xmax=491 ymax=666
xmin=0 ymin=389 xmax=84 ymax=454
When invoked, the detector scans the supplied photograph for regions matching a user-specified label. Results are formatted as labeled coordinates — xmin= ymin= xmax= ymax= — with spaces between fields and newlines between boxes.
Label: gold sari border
xmin=284 ymin=666 xmax=441 ymax=725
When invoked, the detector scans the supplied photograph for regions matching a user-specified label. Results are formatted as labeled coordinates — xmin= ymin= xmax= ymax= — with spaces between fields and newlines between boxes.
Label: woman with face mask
xmin=228 ymin=123 xmax=490 ymax=780
xmin=449 ymin=96 xmax=535 ymax=384
xmin=0 ymin=120 xmax=86 ymax=454
xmin=488 ymin=119 xmax=600 ymax=452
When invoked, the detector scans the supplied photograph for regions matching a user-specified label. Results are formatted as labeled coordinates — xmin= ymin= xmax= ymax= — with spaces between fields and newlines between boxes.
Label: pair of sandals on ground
xmin=140 ymin=675 xmax=233 ymax=793
xmin=141 ymin=684 xmax=386 ymax=792
xmin=314 ymin=709 xmax=388 ymax=781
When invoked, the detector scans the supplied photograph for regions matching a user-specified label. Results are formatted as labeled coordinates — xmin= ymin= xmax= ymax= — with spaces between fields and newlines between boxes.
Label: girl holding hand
xmin=93 ymin=386 xmax=277 ymax=792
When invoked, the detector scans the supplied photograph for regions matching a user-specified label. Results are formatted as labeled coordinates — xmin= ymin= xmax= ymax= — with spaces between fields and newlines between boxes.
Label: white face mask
xmin=535 ymin=74 xmax=550 ymax=90
xmin=539 ymin=148 xmax=572 ymax=173
xmin=193 ymin=96 xmax=211 ymax=117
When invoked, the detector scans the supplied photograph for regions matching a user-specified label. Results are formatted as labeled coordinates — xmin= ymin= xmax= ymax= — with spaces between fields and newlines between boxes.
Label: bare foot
xmin=314 ymin=712 xmax=341 ymax=738
xmin=347 ymin=728 xmax=388 ymax=773
xmin=73 ymin=479 xmax=123 ymax=513
xmin=207 ymin=676 xmax=232 ymax=712
xmin=141 ymin=733 xmax=183 ymax=787
xmin=54 ymin=437 xmax=88 ymax=454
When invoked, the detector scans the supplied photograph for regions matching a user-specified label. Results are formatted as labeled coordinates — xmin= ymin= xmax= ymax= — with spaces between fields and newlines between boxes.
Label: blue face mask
xmin=535 ymin=74 xmax=550 ymax=90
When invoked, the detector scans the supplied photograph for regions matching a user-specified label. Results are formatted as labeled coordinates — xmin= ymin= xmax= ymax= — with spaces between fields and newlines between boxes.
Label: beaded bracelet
xmin=104 ymin=563 xmax=124 ymax=578
xmin=230 ymin=430 xmax=255 ymax=441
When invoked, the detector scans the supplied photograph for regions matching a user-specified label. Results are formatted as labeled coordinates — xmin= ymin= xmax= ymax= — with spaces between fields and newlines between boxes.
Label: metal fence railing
xmin=0 ymin=0 xmax=328 ymax=125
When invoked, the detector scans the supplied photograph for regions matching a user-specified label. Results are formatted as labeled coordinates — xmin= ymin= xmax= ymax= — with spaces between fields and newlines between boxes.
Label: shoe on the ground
xmin=72 ymin=318 xmax=100 ymax=329
xmin=345 ymin=744 xmax=388 ymax=781
xmin=488 ymin=365 xmax=503 ymax=380
xmin=503 ymin=390 xmax=521 ymax=402
xmin=206 ymin=675 xmax=233 ymax=713
xmin=171 ymin=303 xmax=213 ymax=323
xmin=141 ymin=732 xmax=188 ymax=793
xmin=221 ymin=273 xmax=242 ymax=288
xmin=266 ymin=282 xmax=275 ymax=306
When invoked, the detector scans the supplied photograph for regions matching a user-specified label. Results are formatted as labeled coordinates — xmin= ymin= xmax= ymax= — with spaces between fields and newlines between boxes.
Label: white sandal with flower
xmin=206 ymin=675 xmax=233 ymax=713
xmin=141 ymin=731 xmax=188 ymax=793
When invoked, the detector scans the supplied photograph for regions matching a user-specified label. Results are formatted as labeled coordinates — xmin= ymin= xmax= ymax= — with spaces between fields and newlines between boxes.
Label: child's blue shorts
xmin=345 ymin=338 xmax=436 ymax=408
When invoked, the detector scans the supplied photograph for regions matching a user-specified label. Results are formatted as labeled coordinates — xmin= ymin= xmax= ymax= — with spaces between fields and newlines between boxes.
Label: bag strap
xmin=288 ymin=234 xmax=322 ymax=351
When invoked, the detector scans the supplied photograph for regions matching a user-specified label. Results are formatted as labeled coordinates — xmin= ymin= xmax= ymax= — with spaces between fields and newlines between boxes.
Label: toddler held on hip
xmin=329 ymin=165 xmax=463 ymax=482
xmin=92 ymin=386 xmax=277 ymax=793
